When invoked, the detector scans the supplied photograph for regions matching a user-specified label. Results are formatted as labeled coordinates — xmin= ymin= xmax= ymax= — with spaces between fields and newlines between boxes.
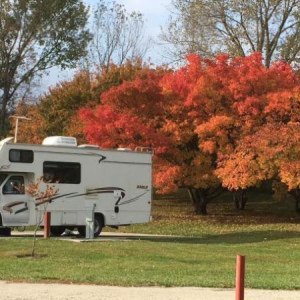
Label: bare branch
xmin=162 ymin=0 xmax=300 ymax=67
xmin=89 ymin=1 xmax=149 ymax=71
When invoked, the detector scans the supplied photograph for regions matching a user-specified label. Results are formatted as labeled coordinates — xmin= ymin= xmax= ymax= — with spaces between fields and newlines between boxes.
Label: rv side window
xmin=43 ymin=162 xmax=81 ymax=184
xmin=3 ymin=176 xmax=25 ymax=194
xmin=9 ymin=149 xmax=33 ymax=163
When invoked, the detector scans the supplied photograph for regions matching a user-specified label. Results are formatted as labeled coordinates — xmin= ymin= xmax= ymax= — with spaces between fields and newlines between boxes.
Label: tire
xmin=50 ymin=226 xmax=65 ymax=236
xmin=0 ymin=227 xmax=11 ymax=236
xmin=77 ymin=226 xmax=85 ymax=237
xmin=93 ymin=214 xmax=104 ymax=237
xmin=77 ymin=214 xmax=104 ymax=237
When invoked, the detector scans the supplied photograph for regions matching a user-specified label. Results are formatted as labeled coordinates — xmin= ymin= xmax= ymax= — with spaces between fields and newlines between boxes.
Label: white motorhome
xmin=0 ymin=136 xmax=152 ymax=237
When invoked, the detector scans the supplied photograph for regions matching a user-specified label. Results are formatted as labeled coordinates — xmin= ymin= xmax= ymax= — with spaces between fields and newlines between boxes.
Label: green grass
xmin=0 ymin=189 xmax=299 ymax=289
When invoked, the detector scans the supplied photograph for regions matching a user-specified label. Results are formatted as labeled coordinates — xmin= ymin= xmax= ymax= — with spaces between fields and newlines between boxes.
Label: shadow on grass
xmin=154 ymin=190 xmax=300 ymax=225
xmin=5 ymin=230 xmax=300 ymax=245
xmin=120 ymin=230 xmax=300 ymax=245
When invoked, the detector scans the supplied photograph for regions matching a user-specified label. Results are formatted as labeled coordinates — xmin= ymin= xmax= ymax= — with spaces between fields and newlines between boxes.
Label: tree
xmin=12 ymin=71 xmax=94 ymax=143
xmin=88 ymin=0 xmax=149 ymax=71
xmin=9 ymin=100 xmax=44 ymax=144
xmin=15 ymin=60 xmax=152 ymax=144
xmin=78 ymin=68 xmax=188 ymax=200
xmin=79 ymin=68 xmax=171 ymax=152
xmin=162 ymin=0 xmax=300 ymax=66
xmin=37 ymin=71 xmax=95 ymax=140
xmin=79 ymin=61 xmax=221 ymax=214
xmin=26 ymin=177 xmax=58 ymax=257
xmin=187 ymin=53 xmax=298 ymax=209
xmin=92 ymin=59 xmax=153 ymax=96
xmin=79 ymin=52 xmax=300 ymax=215
xmin=0 ymin=0 xmax=91 ymax=136
xmin=216 ymin=86 xmax=300 ymax=211
xmin=161 ymin=52 xmax=298 ymax=211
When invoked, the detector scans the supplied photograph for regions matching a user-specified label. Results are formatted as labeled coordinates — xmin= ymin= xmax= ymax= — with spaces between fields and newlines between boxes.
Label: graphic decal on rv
xmin=118 ymin=191 xmax=149 ymax=206
xmin=64 ymin=186 xmax=149 ymax=207
xmin=0 ymin=164 xmax=11 ymax=170
xmin=2 ymin=187 xmax=150 ymax=215
xmin=98 ymin=155 xmax=106 ymax=163
xmin=3 ymin=201 xmax=27 ymax=214
xmin=65 ymin=187 xmax=125 ymax=199
xmin=56 ymin=186 xmax=148 ymax=207
xmin=35 ymin=192 xmax=77 ymax=207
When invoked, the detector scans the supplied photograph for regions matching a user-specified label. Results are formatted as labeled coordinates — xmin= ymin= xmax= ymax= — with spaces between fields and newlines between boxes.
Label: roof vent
xmin=0 ymin=137 xmax=14 ymax=146
xmin=117 ymin=147 xmax=131 ymax=151
xmin=42 ymin=136 xmax=77 ymax=147
xmin=78 ymin=144 xmax=100 ymax=149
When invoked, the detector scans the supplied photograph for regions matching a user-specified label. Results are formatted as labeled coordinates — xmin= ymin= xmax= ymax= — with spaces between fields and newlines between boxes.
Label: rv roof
xmin=42 ymin=136 xmax=77 ymax=147
xmin=0 ymin=137 xmax=14 ymax=147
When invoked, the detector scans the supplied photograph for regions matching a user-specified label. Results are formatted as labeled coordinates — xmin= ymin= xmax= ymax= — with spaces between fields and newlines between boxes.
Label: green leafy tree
xmin=0 ymin=0 xmax=91 ymax=136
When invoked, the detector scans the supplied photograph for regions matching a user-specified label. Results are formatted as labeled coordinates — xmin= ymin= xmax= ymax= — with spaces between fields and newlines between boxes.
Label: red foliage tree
xmin=80 ymin=53 xmax=300 ymax=214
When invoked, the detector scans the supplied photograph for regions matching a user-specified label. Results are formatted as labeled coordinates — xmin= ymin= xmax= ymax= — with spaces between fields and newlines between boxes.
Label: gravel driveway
xmin=0 ymin=281 xmax=299 ymax=300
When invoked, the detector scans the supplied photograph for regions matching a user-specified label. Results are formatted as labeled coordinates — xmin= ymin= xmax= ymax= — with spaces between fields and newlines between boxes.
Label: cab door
xmin=0 ymin=174 xmax=30 ymax=226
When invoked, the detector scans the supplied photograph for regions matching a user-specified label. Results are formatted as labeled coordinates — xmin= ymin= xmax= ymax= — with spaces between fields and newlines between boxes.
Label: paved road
xmin=0 ymin=281 xmax=300 ymax=300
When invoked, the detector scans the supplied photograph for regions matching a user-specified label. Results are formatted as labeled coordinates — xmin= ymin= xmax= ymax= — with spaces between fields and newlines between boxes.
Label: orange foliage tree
xmin=16 ymin=61 xmax=153 ymax=144
xmin=14 ymin=71 xmax=95 ymax=144
xmin=217 ymin=112 xmax=300 ymax=212
xmin=80 ymin=52 xmax=300 ymax=214
xmin=10 ymin=101 xmax=45 ymax=144
xmin=161 ymin=52 xmax=298 ymax=212
xmin=183 ymin=53 xmax=298 ymax=209
xmin=213 ymin=73 xmax=300 ymax=210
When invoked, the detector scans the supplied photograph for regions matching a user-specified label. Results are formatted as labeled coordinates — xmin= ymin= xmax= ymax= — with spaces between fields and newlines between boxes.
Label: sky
xmin=40 ymin=0 xmax=171 ymax=93
xmin=87 ymin=0 xmax=171 ymax=35
xmin=85 ymin=0 xmax=172 ymax=64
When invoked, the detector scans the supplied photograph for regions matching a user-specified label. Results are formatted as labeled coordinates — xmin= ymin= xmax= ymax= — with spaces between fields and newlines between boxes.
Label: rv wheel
xmin=93 ymin=214 xmax=104 ymax=237
xmin=50 ymin=226 xmax=65 ymax=236
xmin=77 ymin=226 xmax=86 ymax=237
xmin=0 ymin=227 xmax=11 ymax=236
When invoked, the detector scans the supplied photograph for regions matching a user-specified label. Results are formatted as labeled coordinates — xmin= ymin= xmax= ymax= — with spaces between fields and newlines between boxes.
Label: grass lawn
xmin=0 ymin=189 xmax=299 ymax=289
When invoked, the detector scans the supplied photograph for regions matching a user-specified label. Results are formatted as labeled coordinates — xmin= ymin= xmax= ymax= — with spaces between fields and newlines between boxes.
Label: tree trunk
xmin=290 ymin=189 xmax=300 ymax=214
xmin=233 ymin=190 xmax=247 ymax=210
xmin=188 ymin=188 xmax=196 ymax=206
xmin=296 ymin=198 xmax=300 ymax=214
xmin=0 ymin=91 xmax=9 ymax=137
xmin=0 ymin=106 xmax=7 ymax=137
xmin=188 ymin=188 xmax=209 ymax=215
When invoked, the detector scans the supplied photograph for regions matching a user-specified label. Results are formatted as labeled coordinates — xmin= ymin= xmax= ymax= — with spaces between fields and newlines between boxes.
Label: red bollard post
xmin=44 ymin=212 xmax=51 ymax=238
xmin=235 ymin=255 xmax=245 ymax=300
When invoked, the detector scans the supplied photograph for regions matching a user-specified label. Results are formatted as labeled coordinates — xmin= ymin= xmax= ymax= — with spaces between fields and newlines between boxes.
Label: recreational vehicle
xmin=0 ymin=136 xmax=152 ymax=237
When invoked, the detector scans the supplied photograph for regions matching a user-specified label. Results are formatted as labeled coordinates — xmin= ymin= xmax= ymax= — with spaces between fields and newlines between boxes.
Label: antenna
xmin=9 ymin=115 xmax=31 ymax=143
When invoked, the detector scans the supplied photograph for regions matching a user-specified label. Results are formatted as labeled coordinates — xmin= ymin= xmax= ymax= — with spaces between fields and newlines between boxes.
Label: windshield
xmin=0 ymin=173 xmax=7 ymax=186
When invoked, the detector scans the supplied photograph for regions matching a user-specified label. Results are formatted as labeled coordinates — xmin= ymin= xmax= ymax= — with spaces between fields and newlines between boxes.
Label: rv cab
xmin=0 ymin=173 xmax=30 ymax=226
